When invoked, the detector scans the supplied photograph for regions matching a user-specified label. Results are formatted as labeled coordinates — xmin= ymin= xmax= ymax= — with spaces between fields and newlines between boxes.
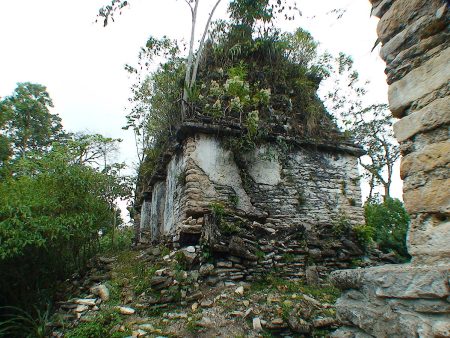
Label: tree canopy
xmin=0 ymin=83 xmax=65 ymax=158
xmin=0 ymin=83 xmax=131 ymax=315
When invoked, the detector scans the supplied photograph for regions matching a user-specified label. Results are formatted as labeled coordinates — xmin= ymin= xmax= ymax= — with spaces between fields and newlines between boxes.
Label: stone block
xmin=333 ymin=265 xmax=450 ymax=337
xmin=393 ymin=96 xmax=450 ymax=142
xmin=388 ymin=47 xmax=450 ymax=117
xmin=371 ymin=0 xmax=395 ymax=19
xmin=400 ymin=142 xmax=450 ymax=179
xmin=403 ymin=177 xmax=450 ymax=214
xmin=408 ymin=216 xmax=450 ymax=262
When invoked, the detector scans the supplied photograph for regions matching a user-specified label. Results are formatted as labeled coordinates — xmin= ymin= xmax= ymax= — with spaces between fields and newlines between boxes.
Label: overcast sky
xmin=0 ymin=0 xmax=402 ymax=200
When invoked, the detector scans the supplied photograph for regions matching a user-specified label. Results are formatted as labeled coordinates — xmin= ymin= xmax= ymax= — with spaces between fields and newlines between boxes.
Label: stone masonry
xmin=138 ymin=122 xmax=373 ymax=282
xmin=332 ymin=1 xmax=449 ymax=337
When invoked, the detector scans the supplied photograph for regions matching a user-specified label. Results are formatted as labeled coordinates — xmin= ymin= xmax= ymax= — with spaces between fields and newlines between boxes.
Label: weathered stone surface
xmin=313 ymin=317 xmax=337 ymax=328
xmin=388 ymin=47 xmax=450 ymax=117
xmin=331 ymin=326 xmax=374 ymax=338
xmin=403 ymin=177 xmax=450 ymax=214
xmin=380 ymin=14 xmax=430 ymax=61
xmin=372 ymin=0 xmax=395 ymax=19
xmin=252 ymin=317 xmax=263 ymax=332
xmin=393 ymin=96 xmax=450 ymax=142
xmin=408 ymin=215 xmax=450 ymax=262
xmin=400 ymin=142 xmax=450 ymax=179
xmin=333 ymin=265 xmax=450 ymax=337
xmin=288 ymin=317 xmax=311 ymax=333
xmin=90 ymin=284 xmax=110 ymax=301
xmin=333 ymin=0 xmax=450 ymax=336
xmin=115 ymin=306 xmax=135 ymax=315
xmin=330 ymin=269 xmax=363 ymax=291
xmin=376 ymin=0 xmax=438 ymax=43
xmin=74 ymin=298 xmax=97 ymax=306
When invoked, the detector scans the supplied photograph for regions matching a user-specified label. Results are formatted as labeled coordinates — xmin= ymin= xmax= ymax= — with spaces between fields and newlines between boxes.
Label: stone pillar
xmin=331 ymin=1 xmax=449 ymax=337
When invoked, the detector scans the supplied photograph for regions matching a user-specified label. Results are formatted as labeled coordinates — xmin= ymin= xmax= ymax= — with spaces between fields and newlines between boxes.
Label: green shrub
xmin=364 ymin=198 xmax=410 ymax=261
xmin=65 ymin=309 xmax=126 ymax=338
xmin=332 ymin=214 xmax=351 ymax=236
xmin=353 ymin=224 xmax=374 ymax=250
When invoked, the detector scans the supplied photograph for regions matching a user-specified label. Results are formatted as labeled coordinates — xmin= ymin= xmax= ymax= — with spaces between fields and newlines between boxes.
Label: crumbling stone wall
xmin=332 ymin=1 xmax=449 ymax=337
xmin=139 ymin=127 xmax=370 ymax=281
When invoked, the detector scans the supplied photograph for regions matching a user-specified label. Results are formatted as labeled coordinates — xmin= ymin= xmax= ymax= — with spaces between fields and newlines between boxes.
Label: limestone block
xmin=331 ymin=326 xmax=374 ymax=338
xmin=369 ymin=267 xmax=449 ymax=299
xmin=244 ymin=146 xmax=281 ymax=186
xmin=380 ymin=15 xmax=429 ymax=61
xmin=408 ymin=216 xmax=450 ymax=262
xmin=400 ymin=142 xmax=450 ymax=179
xmin=388 ymin=47 xmax=450 ymax=117
xmin=189 ymin=134 xmax=256 ymax=214
xmin=433 ymin=320 xmax=450 ymax=337
xmin=333 ymin=265 xmax=450 ymax=298
xmin=391 ymin=298 xmax=450 ymax=314
xmin=377 ymin=0 xmax=440 ymax=43
xmin=403 ymin=177 xmax=450 ymax=214
xmin=393 ymin=96 xmax=450 ymax=142
xmin=333 ymin=265 xmax=450 ymax=337
xmin=372 ymin=0 xmax=395 ymax=19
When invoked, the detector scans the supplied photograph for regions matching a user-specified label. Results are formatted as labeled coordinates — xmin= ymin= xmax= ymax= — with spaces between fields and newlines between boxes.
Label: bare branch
xmin=182 ymin=0 xmax=199 ymax=118
xmin=190 ymin=0 xmax=222 ymax=88
xmin=183 ymin=0 xmax=194 ymax=16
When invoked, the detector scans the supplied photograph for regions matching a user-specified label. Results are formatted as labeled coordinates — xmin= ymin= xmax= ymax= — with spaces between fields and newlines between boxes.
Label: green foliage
xmin=353 ymin=224 xmax=374 ymax=250
xmin=281 ymin=253 xmax=295 ymax=263
xmin=0 ymin=305 xmax=51 ymax=338
xmin=210 ymin=202 xmax=225 ymax=222
xmin=251 ymin=274 xmax=340 ymax=303
xmin=127 ymin=6 xmax=340 ymax=181
xmin=228 ymin=194 xmax=239 ymax=208
xmin=65 ymin=308 xmax=128 ymax=338
xmin=255 ymin=250 xmax=265 ymax=260
xmin=332 ymin=213 xmax=352 ymax=236
xmin=0 ymin=83 xmax=66 ymax=158
xmin=0 ymin=139 xmax=130 ymax=313
xmin=219 ymin=221 xmax=240 ymax=235
xmin=197 ymin=23 xmax=333 ymax=136
xmin=99 ymin=227 xmax=134 ymax=253
xmin=364 ymin=198 xmax=410 ymax=260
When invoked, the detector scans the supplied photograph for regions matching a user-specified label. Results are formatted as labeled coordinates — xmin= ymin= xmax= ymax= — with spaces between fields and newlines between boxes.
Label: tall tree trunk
xmin=182 ymin=0 xmax=199 ymax=119
xmin=190 ymin=0 xmax=222 ymax=88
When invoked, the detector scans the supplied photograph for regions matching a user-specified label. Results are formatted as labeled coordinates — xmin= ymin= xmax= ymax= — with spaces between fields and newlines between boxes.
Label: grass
xmin=250 ymin=274 xmax=340 ymax=304
xmin=0 ymin=305 xmax=52 ymax=338
xmin=64 ymin=308 xmax=131 ymax=338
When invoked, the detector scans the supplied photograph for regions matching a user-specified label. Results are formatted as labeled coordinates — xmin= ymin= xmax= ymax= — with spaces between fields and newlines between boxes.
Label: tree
xmin=66 ymin=132 xmax=122 ymax=171
xmin=348 ymin=104 xmax=400 ymax=200
xmin=99 ymin=0 xmax=298 ymax=118
xmin=0 ymin=109 xmax=11 ymax=166
xmin=364 ymin=197 xmax=410 ymax=261
xmin=0 ymin=137 xmax=130 ymax=313
xmin=0 ymin=83 xmax=65 ymax=158
xmin=322 ymin=54 xmax=400 ymax=200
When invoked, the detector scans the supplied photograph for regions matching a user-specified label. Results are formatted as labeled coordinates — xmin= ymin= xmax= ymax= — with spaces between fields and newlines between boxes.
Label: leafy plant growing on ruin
xmin=364 ymin=197 xmax=410 ymax=261
xmin=120 ymin=1 xmax=342 ymax=179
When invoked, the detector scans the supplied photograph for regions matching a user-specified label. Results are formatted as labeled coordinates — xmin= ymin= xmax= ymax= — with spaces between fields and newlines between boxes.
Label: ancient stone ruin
xmin=332 ymin=0 xmax=449 ymax=337
xmin=136 ymin=118 xmax=372 ymax=282
xmin=133 ymin=0 xmax=448 ymax=335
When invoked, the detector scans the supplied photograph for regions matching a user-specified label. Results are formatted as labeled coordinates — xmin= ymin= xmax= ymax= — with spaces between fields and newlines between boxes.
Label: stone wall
xmin=332 ymin=1 xmax=449 ymax=337
xmin=139 ymin=128 xmax=373 ymax=281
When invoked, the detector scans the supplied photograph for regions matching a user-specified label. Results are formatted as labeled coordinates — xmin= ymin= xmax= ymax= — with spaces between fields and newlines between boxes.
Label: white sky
xmin=0 ymin=0 xmax=402 ymax=202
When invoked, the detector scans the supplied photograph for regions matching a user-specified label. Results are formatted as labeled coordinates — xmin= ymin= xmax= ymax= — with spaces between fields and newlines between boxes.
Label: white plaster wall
xmin=163 ymin=154 xmax=185 ymax=235
xmin=140 ymin=200 xmax=151 ymax=230
xmin=190 ymin=134 xmax=256 ymax=213
xmin=245 ymin=145 xmax=281 ymax=186
xmin=150 ymin=181 xmax=166 ymax=240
